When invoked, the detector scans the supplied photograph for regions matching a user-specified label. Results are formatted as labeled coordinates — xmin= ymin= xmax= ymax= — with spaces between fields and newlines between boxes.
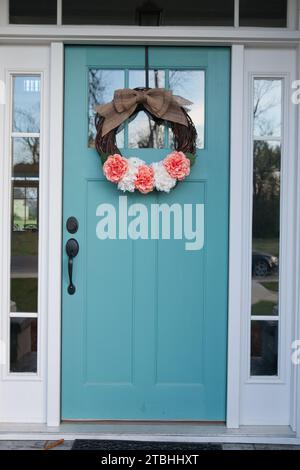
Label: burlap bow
xmin=95 ymin=88 xmax=192 ymax=136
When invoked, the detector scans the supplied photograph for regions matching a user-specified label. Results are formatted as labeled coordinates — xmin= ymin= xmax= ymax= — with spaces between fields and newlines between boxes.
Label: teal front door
xmin=62 ymin=46 xmax=230 ymax=420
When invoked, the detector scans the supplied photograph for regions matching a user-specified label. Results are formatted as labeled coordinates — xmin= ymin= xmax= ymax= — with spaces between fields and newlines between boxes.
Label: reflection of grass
xmin=260 ymin=281 xmax=278 ymax=292
xmin=253 ymin=238 xmax=279 ymax=257
xmin=252 ymin=300 xmax=277 ymax=316
xmin=11 ymin=278 xmax=37 ymax=313
xmin=11 ymin=232 xmax=38 ymax=256
xmin=14 ymin=218 xmax=36 ymax=226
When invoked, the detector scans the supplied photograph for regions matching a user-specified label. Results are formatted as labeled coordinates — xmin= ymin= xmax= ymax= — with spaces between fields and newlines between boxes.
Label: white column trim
xmin=46 ymin=42 xmax=64 ymax=427
xmin=294 ymin=44 xmax=300 ymax=438
xmin=226 ymin=44 xmax=245 ymax=429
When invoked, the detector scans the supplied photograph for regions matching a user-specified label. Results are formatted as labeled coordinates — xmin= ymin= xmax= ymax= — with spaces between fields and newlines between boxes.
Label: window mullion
xmin=234 ymin=0 xmax=240 ymax=27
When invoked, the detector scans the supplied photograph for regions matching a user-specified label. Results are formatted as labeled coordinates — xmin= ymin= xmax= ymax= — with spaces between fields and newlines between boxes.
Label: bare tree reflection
xmin=89 ymin=70 xmax=109 ymax=146
xmin=13 ymin=109 xmax=39 ymax=165
xmin=253 ymin=141 xmax=280 ymax=240
xmin=254 ymin=80 xmax=281 ymax=137
xmin=253 ymin=80 xmax=281 ymax=242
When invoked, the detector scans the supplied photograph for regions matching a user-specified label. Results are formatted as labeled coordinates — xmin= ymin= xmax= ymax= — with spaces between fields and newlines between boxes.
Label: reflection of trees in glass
xmin=14 ymin=105 xmax=39 ymax=133
xmin=253 ymin=141 xmax=280 ymax=239
xmin=170 ymin=70 xmax=203 ymax=148
xmin=133 ymin=70 xmax=201 ymax=149
xmin=130 ymin=70 xmax=164 ymax=149
xmin=169 ymin=70 xmax=192 ymax=100
xmin=13 ymin=112 xmax=39 ymax=165
xmin=254 ymin=80 xmax=281 ymax=137
xmin=134 ymin=114 xmax=164 ymax=149
xmin=89 ymin=69 xmax=108 ymax=146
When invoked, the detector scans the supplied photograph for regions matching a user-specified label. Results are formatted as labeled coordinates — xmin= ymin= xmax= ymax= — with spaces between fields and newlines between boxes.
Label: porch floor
xmin=0 ymin=440 xmax=300 ymax=450
xmin=0 ymin=423 xmax=298 ymax=446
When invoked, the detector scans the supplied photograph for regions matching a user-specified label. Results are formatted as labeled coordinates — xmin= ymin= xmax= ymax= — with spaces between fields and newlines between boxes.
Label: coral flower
xmin=163 ymin=151 xmax=190 ymax=181
xmin=103 ymin=154 xmax=129 ymax=183
xmin=134 ymin=165 xmax=154 ymax=194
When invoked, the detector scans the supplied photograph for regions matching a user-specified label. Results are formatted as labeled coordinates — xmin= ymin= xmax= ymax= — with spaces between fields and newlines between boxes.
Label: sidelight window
xmin=250 ymin=78 xmax=282 ymax=377
xmin=9 ymin=75 xmax=41 ymax=374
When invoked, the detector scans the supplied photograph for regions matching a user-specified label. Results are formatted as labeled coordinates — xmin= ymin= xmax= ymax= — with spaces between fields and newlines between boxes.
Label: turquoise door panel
xmin=62 ymin=46 xmax=230 ymax=420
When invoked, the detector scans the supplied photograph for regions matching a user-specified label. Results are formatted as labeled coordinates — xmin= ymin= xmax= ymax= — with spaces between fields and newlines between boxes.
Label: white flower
xmin=117 ymin=157 xmax=145 ymax=192
xmin=127 ymin=157 xmax=145 ymax=168
xmin=152 ymin=161 xmax=176 ymax=193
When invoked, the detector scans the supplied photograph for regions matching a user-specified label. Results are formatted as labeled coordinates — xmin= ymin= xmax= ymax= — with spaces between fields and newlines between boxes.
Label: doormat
xmin=71 ymin=439 xmax=222 ymax=450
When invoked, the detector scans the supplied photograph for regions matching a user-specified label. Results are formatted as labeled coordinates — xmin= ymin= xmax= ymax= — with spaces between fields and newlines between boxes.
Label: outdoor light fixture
xmin=137 ymin=1 xmax=163 ymax=26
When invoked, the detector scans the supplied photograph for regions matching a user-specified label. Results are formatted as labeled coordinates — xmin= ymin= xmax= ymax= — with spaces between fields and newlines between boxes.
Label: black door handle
xmin=66 ymin=238 xmax=79 ymax=295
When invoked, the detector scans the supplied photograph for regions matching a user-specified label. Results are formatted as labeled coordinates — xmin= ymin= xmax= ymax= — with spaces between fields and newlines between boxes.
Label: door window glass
xmin=88 ymin=68 xmax=205 ymax=150
xmin=250 ymin=79 xmax=282 ymax=376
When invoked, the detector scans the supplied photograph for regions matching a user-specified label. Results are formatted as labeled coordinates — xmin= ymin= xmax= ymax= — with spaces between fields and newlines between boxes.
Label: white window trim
xmin=246 ymin=73 xmax=286 ymax=386
xmin=2 ymin=69 xmax=44 ymax=383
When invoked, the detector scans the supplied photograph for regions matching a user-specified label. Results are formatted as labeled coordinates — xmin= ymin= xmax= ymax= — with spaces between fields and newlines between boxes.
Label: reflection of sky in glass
xmin=169 ymin=70 xmax=205 ymax=149
xmin=89 ymin=69 xmax=125 ymax=147
xmin=254 ymin=79 xmax=282 ymax=138
xmin=128 ymin=70 xmax=165 ymax=148
xmin=13 ymin=76 xmax=40 ymax=133
xmin=128 ymin=70 xmax=165 ymax=88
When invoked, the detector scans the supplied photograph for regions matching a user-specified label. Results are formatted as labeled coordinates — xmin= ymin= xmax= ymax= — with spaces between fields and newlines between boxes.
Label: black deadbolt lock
xmin=66 ymin=216 xmax=79 ymax=234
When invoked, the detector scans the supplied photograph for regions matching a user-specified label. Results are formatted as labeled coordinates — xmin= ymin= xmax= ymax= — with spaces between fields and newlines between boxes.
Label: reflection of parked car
xmin=23 ymin=224 xmax=38 ymax=232
xmin=252 ymin=251 xmax=279 ymax=277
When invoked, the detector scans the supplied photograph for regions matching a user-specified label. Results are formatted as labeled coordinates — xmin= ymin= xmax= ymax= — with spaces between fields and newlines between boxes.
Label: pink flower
xmin=135 ymin=165 xmax=154 ymax=194
xmin=163 ymin=151 xmax=190 ymax=181
xmin=103 ymin=154 xmax=129 ymax=183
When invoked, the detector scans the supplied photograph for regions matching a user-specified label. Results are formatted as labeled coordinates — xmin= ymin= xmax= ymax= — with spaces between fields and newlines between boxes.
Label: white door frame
xmin=0 ymin=37 xmax=299 ymax=435
xmin=45 ymin=43 xmax=245 ymax=428
xmin=46 ymin=43 xmax=64 ymax=426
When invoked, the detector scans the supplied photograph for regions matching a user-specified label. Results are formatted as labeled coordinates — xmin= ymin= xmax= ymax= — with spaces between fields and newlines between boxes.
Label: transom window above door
xmin=88 ymin=68 xmax=205 ymax=149
xmin=9 ymin=0 xmax=288 ymax=28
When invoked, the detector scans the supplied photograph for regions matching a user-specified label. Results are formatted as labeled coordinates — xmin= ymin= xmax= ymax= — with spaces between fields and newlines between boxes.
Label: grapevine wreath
xmin=95 ymin=87 xmax=197 ymax=194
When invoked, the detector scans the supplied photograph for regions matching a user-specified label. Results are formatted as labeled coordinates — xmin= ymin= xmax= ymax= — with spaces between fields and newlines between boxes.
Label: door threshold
xmin=0 ymin=422 xmax=298 ymax=445
xmin=62 ymin=420 xmax=225 ymax=425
